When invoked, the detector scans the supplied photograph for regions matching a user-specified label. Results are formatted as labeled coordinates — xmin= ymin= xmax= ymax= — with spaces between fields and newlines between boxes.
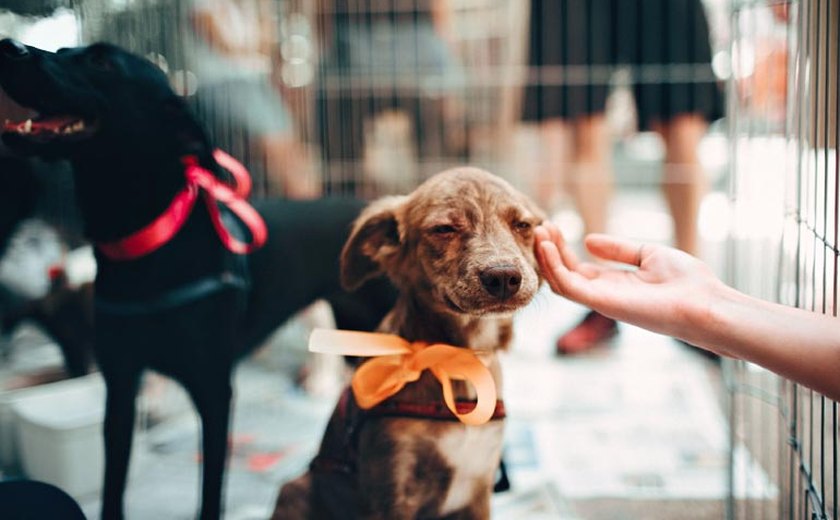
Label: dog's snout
xmin=0 ymin=39 xmax=29 ymax=60
xmin=479 ymin=265 xmax=522 ymax=300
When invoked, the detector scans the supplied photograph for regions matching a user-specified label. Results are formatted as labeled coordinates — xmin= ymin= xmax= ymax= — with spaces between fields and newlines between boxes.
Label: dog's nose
xmin=479 ymin=266 xmax=522 ymax=300
xmin=0 ymin=39 xmax=29 ymax=60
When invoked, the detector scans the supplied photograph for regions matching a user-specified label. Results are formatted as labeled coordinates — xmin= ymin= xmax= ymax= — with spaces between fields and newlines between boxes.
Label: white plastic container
xmin=0 ymin=374 xmax=101 ymax=470
xmin=11 ymin=373 xmax=105 ymax=498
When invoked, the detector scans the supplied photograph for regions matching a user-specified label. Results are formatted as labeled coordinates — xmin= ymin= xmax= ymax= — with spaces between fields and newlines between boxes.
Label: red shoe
xmin=556 ymin=311 xmax=618 ymax=355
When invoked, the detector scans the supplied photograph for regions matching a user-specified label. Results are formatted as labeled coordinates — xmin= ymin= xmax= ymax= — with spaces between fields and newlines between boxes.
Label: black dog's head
xmin=0 ymin=39 xmax=208 ymax=160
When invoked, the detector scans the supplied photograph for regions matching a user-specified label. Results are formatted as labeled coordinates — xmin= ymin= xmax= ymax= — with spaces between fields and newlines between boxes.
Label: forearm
xmin=690 ymin=285 xmax=840 ymax=401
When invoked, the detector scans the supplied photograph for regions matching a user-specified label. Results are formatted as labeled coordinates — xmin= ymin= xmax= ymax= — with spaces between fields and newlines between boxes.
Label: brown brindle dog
xmin=273 ymin=167 xmax=545 ymax=519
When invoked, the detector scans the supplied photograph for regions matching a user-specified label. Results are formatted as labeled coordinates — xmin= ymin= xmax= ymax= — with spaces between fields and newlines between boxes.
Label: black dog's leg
xmin=100 ymin=370 xmax=142 ymax=520
xmin=188 ymin=374 xmax=233 ymax=520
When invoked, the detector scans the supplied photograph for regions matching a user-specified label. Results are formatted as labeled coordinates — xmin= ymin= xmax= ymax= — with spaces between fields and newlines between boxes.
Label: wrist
xmin=680 ymin=278 xmax=742 ymax=350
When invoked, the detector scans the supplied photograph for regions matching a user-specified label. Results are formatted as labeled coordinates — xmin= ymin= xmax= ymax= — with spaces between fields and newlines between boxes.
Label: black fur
xmin=0 ymin=39 xmax=395 ymax=519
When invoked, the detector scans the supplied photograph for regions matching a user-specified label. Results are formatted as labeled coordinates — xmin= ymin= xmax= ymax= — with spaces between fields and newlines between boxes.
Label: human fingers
xmin=534 ymin=226 xmax=551 ymax=269
xmin=537 ymin=222 xmax=582 ymax=271
xmin=534 ymin=225 xmax=551 ymax=248
xmin=537 ymin=240 xmax=594 ymax=304
xmin=536 ymin=224 xmax=602 ymax=279
xmin=584 ymin=234 xmax=646 ymax=267
xmin=537 ymin=239 xmax=573 ymax=294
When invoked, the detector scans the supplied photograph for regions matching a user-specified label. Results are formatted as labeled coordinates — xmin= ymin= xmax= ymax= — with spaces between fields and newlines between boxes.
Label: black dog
xmin=0 ymin=152 xmax=89 ymax=376
xmin=2 ymin=267 xmax=95 ymax=378
xmin=0 ymin=39 xmax=395 ymax=519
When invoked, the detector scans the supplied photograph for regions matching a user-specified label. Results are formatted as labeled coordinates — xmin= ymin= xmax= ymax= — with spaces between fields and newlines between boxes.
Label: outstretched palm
xmin=534 ymin=224 xmax=722 ymax=340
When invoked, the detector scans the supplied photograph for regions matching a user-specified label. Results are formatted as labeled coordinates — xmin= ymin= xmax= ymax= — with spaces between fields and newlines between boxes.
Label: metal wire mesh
xmin=9 ymin=1 xmax=840 ymax=516
xmin=73 ymin=0 xmax=524 ymax=199
xmin=70 ymin=0 xmax=731 ymax=202
xmin=726 ymin=1 xmax=839 ymax=518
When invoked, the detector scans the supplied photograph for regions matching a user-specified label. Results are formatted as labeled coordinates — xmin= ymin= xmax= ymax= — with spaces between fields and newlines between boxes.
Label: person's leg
xmin=568 ymin=114 xmax=613 ymax=237
xmin=652 ymin=113 xmax=708 ymax=256
xmin=534 ymin=118 xmax=570 ymax=211
xmin=533 ymin=114 xmax=612 ymax=238
xmin=654 ymin=113 xmax=718 ymax=360
xmin=555 ymin=113 xmax=618 ymax=355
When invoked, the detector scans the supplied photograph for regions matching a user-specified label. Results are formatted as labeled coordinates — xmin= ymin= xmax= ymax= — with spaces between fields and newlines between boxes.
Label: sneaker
xmin=556 ymin=310 xmax=618 ymax=355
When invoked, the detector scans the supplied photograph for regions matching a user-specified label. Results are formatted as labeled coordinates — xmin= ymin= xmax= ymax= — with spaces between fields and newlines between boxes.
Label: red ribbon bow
xmin=97 ymin=149 xmax=267 ymax=260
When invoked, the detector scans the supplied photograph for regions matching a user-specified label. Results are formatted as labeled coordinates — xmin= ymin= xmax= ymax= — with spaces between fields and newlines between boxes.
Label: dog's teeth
xmin=23 ymin=119 xmax=32 ymax=133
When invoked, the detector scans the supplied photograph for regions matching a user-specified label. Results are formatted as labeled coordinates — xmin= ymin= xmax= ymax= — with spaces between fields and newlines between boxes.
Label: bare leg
xmin=555 ymin=114 xmax=617 ymax=355
xmin=534 ymin=118 xmax=570 ymax=211
xmin=653 ymin=114 xmax=708 ymax=256
xmin=568 ymin=114 xmax=613 ymax=237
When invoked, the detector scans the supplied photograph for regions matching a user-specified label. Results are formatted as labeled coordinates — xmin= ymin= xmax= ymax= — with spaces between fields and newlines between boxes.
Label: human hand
xmin=534 ymin=222 xmax=726 ymax=343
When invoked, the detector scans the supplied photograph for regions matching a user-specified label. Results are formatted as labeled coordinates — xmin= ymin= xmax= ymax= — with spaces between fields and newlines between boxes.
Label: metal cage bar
xmin=727 ymin=1 xmax=840 ymax=519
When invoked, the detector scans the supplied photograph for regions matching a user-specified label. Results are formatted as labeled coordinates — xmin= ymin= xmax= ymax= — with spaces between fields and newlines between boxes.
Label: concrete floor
xmin=60 ymin=287 xmax=755 ymax=520
xmin=0 ymin=189 xmax=779 ymax=519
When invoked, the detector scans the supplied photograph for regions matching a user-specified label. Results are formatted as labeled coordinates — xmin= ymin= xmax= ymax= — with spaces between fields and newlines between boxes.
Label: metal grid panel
xmin=15 ymin=2 xmax=840 ymax=515
xmin=727 ymin=1 xmax=839 ymax=518
xmin=75 ymin=0 xmax=731 ymax=203
xmin=79 ymin=0 xmax=522 ymax=198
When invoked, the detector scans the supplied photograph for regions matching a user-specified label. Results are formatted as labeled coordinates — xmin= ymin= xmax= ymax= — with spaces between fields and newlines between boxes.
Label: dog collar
xmin=309 ymin=328 xmax=499 ymax=426
xmin=96 ymin=149 xmax=267 ymax=260
xmin=366 ymin=399 xmax=507 ymax=421
xmin=94 ymin=272 xmax=248 ymax=315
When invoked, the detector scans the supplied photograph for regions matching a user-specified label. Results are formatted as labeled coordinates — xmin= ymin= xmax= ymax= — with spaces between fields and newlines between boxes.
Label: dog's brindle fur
xmin=0 ymin=40 xmax=395 ymax=519
xmin=274 ymin=168 xmax=545 ymax=519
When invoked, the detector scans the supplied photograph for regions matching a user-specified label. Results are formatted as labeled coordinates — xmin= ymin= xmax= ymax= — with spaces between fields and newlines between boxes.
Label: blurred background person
xmin=187 ymin=0 xmax=319 ymax=198
xmin=314 ymin=0 xmax=466 ymax=196
xmin=522 ymin=0 xmax=723 ymax=355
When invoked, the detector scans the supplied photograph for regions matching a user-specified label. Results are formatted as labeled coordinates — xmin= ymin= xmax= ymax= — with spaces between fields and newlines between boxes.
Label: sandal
xmin=556 ymin=310 xmax=618 ymax=355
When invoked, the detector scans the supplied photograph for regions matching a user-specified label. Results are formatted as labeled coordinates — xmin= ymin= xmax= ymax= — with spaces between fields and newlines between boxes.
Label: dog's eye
xmin=430 ymin=224 xmax=457 ymax=235
xmin=514 ymin=221 xmax=533 ymax=232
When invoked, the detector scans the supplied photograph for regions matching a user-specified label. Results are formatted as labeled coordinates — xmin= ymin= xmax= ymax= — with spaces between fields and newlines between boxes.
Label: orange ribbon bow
xmin=308 ymin=329 xmax=498 ymax=426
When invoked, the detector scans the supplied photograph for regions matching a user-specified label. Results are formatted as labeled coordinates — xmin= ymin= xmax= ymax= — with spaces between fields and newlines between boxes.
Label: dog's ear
xmin=341 ymin=195 xmax=407 ymax=291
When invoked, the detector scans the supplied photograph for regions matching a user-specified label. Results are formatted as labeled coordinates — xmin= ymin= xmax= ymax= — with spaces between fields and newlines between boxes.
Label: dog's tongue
xmin=3 ymin=116 xmax=83 ymax=135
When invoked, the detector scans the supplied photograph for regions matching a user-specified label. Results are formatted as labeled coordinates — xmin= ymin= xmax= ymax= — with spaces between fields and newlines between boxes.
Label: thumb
xmin=584 ymin=234 xmax=643 ymax=267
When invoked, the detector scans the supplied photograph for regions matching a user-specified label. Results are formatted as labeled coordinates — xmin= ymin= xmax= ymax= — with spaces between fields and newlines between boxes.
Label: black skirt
xmin=521 ymin=0 xmax=615 ymax=122
xmin=522 ymin=0 xmax=724 ymax=130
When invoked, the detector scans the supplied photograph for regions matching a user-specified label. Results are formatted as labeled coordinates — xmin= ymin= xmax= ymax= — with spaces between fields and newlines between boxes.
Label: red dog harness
xmin=96 ymin=149 xmax=267 ymax=260
xmin=309 ymin=388 xmax=506 ymax=476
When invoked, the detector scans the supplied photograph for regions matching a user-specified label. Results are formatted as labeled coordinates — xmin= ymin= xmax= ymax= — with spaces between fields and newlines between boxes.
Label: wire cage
xmin=75 ymin=0 xmax=525 ymax=199
xmin=5 ymin=0 xmax=840 ymax=517
xmin=726 ymin=0 xmax=839 ymax=518
xmin=68 ymin=0 xmax=732 ymax=203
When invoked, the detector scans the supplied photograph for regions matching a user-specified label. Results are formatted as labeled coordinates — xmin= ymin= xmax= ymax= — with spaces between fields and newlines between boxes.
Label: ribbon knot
xmin=97 ymin=149 xmax=267 ymax=261
xmin=309 ymin=329 xmax=498 ymax=426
